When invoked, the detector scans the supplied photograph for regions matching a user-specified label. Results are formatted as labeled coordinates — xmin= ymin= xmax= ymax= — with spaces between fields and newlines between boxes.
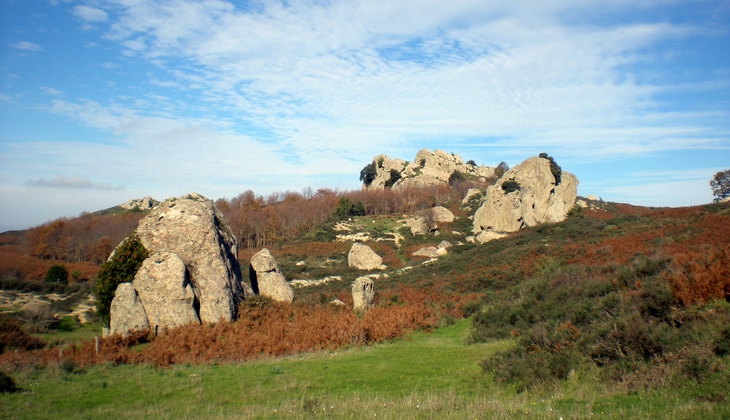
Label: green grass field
xmin=3 ymin=319 xmax=727 ymax=419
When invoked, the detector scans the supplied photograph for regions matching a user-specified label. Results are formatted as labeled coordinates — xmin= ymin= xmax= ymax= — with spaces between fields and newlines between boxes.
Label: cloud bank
xmin=24 ymin=175 xmax=126 ymax=191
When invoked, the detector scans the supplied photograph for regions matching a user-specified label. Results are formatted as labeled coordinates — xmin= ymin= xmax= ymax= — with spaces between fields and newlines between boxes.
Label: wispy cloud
xmin=73 ymin=5 xmax=108 ymax=23
xmin=24 ymin=175 xmax=126 ymax=191
xmin=11 ymin=41 xmax=42 ymax=51
xmin=39 ymin=86 xmax=63 ymax=96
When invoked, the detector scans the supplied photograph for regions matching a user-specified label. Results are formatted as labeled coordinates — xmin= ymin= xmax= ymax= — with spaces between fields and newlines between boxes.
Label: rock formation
xmin=404 ymin=206 xmax=455 ymax=235
xmin=249 ymin=248 xmax=294 ymax=303
xmin=352 ymin=275 xmax=375 ymax=312
xmin=120 ymin=196 xmax=158 ymax=211
xmin=347 ymin=243 xmax=385 ymax=270
xmin=473 ymin=156 xmax=578 ymax=243
xmin=362 ymin=149 xmax=495 ymax=190
xmin=108 ymin=193 xmax=246 ymax=337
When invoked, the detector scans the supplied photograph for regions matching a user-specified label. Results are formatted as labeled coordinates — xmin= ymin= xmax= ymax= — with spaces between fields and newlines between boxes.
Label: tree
xmin=359 ymin=163 xmax=377 ymax=187
xmin=448 ymin=170 xmax=466 ymax=186
xmin=44 ymin=264 xmax=68 ymax=285
xmin=710 ymin=170 xmax=730 ymax=203
xmin=332 ymin=196 xmax=366 ymax=219
xmin=93 ymin=234 xmax=148 ymax=327
xmin=495 ymin=162 xmax=509 ymax=178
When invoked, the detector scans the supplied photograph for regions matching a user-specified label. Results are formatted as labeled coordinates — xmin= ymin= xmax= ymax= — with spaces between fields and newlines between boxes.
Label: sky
xmin=1 ymin=0 xmax=729 ymax=232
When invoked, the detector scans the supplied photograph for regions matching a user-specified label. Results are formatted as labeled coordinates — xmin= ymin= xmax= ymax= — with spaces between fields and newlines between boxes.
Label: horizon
xmin=1 ymin=0 xmax=729 ymax=232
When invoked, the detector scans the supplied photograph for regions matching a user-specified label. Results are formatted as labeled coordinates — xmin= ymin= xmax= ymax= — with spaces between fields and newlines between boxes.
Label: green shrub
xmin=501 ymin=180 xmax=521 ymax=194
xmin=332 ymin=196 xmax=365 ymax=219
xmin=567 ymin=204 xmax=585 ymax=218
xmin=466 ymin=159 xmax=476 ymax=166
xmin=461 ymin=301 xmax=482 ymax=317
xmin=0 ymin=371 xmax=19 ymax=393
xmin=448 ymin=170 xmax=465 ymax=186
xmin=44 ymin=264 xmax=68 ymax=285
xmin=93 ymin=234 xmax=148 ymax=327
xmin=384 ymin=169 xmax=401 ymax=188
xmin=59 ymin=359 xmax=76 ymax=374
xmin=56 ymin=316 xmax=78 ymax=332
xmin=359 ymin=163 xmax=377 ymax=186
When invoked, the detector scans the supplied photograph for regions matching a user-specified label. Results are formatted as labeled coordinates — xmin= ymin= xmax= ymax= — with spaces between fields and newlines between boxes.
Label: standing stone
xmin=109 ymin=283 xmax=149 ymax=337
xmin=257 ymin=272 xmax=294 ymax=303
xmin=347 ymin=243 xmax=384 ymax=271
xmin=352 ymin=276 xmax=375 ymax=312
xmin=132 ymin=252 xmax=200 ymax=335
xmin=249 ymin=248 xmax=294 ymax=303
xmin=135 ymin=193 xmax=244 ymax=324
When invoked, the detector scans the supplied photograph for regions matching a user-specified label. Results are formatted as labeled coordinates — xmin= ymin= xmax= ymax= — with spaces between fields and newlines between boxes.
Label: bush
xmin=44 ymin=264 xmax=68 ymax=285
xmin=448 ymin=171 xmax=465 ymax=186
xmin=93 ymin=234 xmax=148 ymax=327
xmin=501 ymin=180 xmax=521 ymax=194
xmin=494 ymin=161 xmax=509 ymax=178
xmin=466 ymin=159 xmax=477 ymax=166
xmin=0 ymin=371 xmax=19 ymax=393
xmin=384 ymin=169 xmax=401 ymax=188
xmin=359 ymin=163 xmax=377 ymax=187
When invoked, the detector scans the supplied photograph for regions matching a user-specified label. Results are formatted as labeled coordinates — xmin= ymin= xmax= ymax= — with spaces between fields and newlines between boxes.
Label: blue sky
xmin=1 ymin=0 xmax=729 ymax=232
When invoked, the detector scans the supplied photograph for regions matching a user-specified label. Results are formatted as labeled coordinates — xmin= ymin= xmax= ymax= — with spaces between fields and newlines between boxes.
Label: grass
xmin=32 ymin=323 xmax=101 ymax=347
xmin=4 ymin=319 xmax=728 ymax=419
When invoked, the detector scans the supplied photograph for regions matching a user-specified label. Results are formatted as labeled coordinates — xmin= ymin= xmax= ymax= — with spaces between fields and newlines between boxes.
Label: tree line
xmin=21 ymin=180 xmax=483 ymax=264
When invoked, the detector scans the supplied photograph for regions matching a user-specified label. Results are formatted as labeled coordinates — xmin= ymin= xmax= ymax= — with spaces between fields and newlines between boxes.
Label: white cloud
xmin=39 ymin=86 xmax=64 ymax=96
xmin=11 ymin=41 xmax=42 ymax=51
xmin=24 ymin=175 xmax=126 ymax=191
xmin=73 ymin=5 xmax=108 ymax=22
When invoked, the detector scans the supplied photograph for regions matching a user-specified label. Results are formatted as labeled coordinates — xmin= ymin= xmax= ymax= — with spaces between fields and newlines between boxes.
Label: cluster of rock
xmin=404 ymin=205 xmax=455 ymax=235
xmin=363 ymin=149 xmax=495 ymax=190
xmin=412 ymin=240 xmax=452 ymax=259
xmin=471 ymin=156 xmax=578 ymax=243
xmin=249 ymin=248 xmax=294 ymax=303
xmin=108 ymin=194 xmax=248 ymax=337
xmin=119 ymin=196 xmax=158 ymax=211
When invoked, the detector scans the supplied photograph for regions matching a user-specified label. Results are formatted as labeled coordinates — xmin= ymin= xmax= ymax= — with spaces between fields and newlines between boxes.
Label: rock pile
xmin=249 ymin=248 xmax=294 ymax=303
xmin=108 ymin=193 xmax=246 ymax=337
xmin=472 ymin=156 xmax=578 ymax=243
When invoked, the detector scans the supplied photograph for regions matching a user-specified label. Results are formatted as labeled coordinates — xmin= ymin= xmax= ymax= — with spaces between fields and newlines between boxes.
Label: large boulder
xmin=348 ymin=243 xmax=384 ymax=270
xmin=249 ymin=248 xmax=294 ymax=303
xmin=352 ymin=276 xmax=375 ymax=312
xmin=473 ymin=156 xmax=578 ymax=242
xmin=109 ymin=283 xmax=149 ymax=337
xmin=132 ymin=252 xmax=200 ymax=335
xmin=135 ymin=193 xmax=245 ymax=324
xmin=430 ymin=206 xmax=454 ymax=223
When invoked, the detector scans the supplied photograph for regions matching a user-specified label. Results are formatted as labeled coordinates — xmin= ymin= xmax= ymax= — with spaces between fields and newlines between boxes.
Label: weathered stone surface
xmin=132 ymin=252 xmax=200 ymax=335
xmin=109 ymin=283 xmax=149 ymax=337
xmin=436 ymin=247 xmax=449 ymax=257
xmin=405 ymin=216 xmax=433 ymax=235
xmin=413 ymin=246 xmax=439 ymax=258
xmin=473 ymin=156 xmax=578 ymax=242
xmin=347 ymin=243 xmax=384 ymax=270
xmin=250 ymin=248 xmax=278 ymax=273
xmin=438 ymin=240 xmax=452 ymax=249
xmin=257 ymin=272 xmax=294 ymax=303
xmin=120 ymin=196 xmax=159 ymax=211
xmin=431 ymin=206 xmax=454 ymax=223
xmin=135 ymin=193 xmax=245 ymax=324
xmin=462 ymin=188 xmax=483 ymax=207
xmin=352 ymin=276 xmax=375 ymax=312
xmin=249 ymin=248 xmax=294 ymax=303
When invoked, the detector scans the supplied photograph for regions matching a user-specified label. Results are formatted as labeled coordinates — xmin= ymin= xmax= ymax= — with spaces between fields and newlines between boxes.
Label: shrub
xmin=0 ymin=314 xmax=45 ymax=353
xmin=93 ymin=234 xmax=148 ymax=327
xmin=384 ymin=169 xmax=401 ymax=188
xmin=59 ymin=359 xmax=76 ymax=374
xmin=332 ymin=196 xmax=366 ymax=219
xmin=501 ymin=180 xmax=521 ymax=194
xmin=359 ymin=163 xmax=377 ymax=186
xmin=44 ymin=264 xmax=68 ymax=285
xmin=715 ymin=327 xmax=730 ymax=356
xmin=466 ymin=159 xmax=477 ymax=166
xmin=448 ymin=171 xmax=465 ymax=186
xmin=567 ymin=204 xmax=584 ymax=218
xmin=0 ymin=371 xmax=19 ymax=393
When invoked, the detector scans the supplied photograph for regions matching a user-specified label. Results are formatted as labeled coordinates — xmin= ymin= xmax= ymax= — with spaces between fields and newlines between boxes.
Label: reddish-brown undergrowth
xmin=0 ymin=245 xmax=98 ymax=281
xmin=0 ymin=287 xmax=450 ymax=368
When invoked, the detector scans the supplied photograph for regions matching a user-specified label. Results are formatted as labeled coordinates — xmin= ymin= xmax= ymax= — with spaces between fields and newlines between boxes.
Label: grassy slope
xmin=3 ymin=319 xmax=728 ymax=419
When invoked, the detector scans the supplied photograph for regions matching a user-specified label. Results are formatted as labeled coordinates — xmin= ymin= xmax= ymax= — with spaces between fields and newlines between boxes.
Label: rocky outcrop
xmin=413 ymin=246 xmax=439 ymax=258
xmin=249 ymin=248 xmax=294 ymax=303
xmin=120 ymin=196 xmax=158 ymax=211
xmin=352 ymin=276 xmax=375 ymax=312
xmin=347 ymin=243 xmax=385 ymax=271
xmin=430 ymin=206 xmax=454 ymax=223
xmin=108 ymin=193 xmax=246 ymax=337
xmin=473 ymin=156 xmax=578 ymax=242
xmin=404 ymin=206 xmax=454 ymax=236
xmin=362 ymin=149 xmax=495 ymax=191
xmin=135 ymin=193 xmax=246 ymax=324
